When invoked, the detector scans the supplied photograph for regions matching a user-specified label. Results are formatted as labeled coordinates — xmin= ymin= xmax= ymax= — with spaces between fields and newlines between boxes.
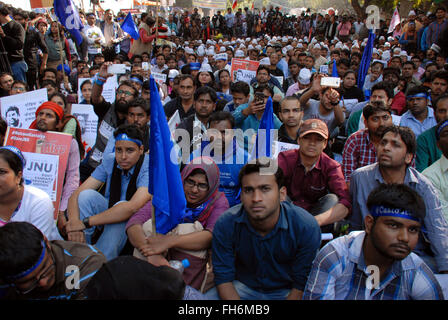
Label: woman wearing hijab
xmin=126 ymin=156 xmax=229 ymax=291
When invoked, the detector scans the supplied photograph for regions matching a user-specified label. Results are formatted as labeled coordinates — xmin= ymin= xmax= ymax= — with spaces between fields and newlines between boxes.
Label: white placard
xmin=23 ymin=152 xmax=59 ymax=201
xmin=273 ymin=141 xmax=300 ymax=158
xmin=0 ymin=88 xmax=48 ymax=129
xmin=152 ymin=72 xmax=167 ymax=86
xmin=71 ymin=104 xmax=99 ymax=154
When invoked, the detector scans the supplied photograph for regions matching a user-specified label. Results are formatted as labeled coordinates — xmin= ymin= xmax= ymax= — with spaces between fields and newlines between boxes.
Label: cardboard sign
xmin=5 ymin=128 xmax=73 ymax=219
xmin=230 ymin=58 xmax=260 ymax=83
xmin=0 ymin=88 xmax=48 ymax=129
xmin=71 ymin=104 xmax=99 ymax=157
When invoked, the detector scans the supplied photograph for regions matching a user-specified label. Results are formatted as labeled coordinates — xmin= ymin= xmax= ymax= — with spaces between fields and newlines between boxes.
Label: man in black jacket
xmin=0 ymin=4 xmax=27 ymax=81
xmin=13 ymin=9 xmax=48 ymax=90
xmin=176 ymin=86 xmax=217 ymax=163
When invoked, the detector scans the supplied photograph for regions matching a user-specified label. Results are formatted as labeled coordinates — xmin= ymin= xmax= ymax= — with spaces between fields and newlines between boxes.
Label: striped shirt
xmin=303 ymin=231 xmax=444 ymax=300
xmin=342 ymin=129 xmax=377 ymax=183
xmin=426 ymin=19 xmax=448 ymax=48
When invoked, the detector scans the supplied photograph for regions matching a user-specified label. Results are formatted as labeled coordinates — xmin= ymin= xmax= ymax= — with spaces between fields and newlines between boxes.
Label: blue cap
xmin=189 ymin=62 xmax=201 ymax=71
xmin=57 ymin=63 xmax=71 ymax=75
xmin=181 ymin=259 xmax=190 ymax=269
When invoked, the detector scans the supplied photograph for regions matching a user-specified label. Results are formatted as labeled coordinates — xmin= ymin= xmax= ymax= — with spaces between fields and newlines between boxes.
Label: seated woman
xmin=126 ymin=156 xmax=229 ymax=291
xmin=0 ymin=146 xmax=62 ymax=241
xmin=65 ymin=124 xmax=151 ymax=260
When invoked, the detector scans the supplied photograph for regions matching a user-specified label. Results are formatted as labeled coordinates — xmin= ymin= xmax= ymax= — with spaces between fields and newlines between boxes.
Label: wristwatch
xmin=82 ymin=217 xmax=91 ymax=229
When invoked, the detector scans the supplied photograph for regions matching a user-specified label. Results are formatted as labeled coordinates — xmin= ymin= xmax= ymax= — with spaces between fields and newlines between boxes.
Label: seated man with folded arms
xmin=0 ymin=222 xmax=106 ymax=300
xmin=65 ymin=124 xmax=151 ymax=260
xmin=303 ymin=183 xmax=444 ymax=300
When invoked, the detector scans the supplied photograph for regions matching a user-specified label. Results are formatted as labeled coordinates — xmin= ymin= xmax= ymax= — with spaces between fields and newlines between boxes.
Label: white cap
xmin=313 ymin=43 xmax=321 ymax=50
xmin=219 ymin=46 xmax=226 ymax=53
xmin=335 ymin=42 xmax=343 ymax=49
xmin=393 ymin=47 xmax=401 ymax=53
xmin=379 ymin=36 xmax=385 ymax=41
xmin=259 ymin=57 xmax=270 ymax=65
xmin=255 ymin=45 xmax=262 ymax=51
xmin=197 ymin=46 xmax=205 ymax=56
xmin=199 ymin=63 xmax=212 ymax=73
xmin=286 ymin=45 xmax=293 ymax=51
xmin=372 ymin=48 xmax=379 ymax=55
xmin=298 ymin=68 xmax=311 ymax=85
xmin=168 ymin=69 xmax=180 ymax=79
xmin=246 ymin=37 xmax=251 ymax=42
xmin=297 ymin=43 xmax=304 ymax=48
xmin=235 ymin=50 xmax=245 ymax=58
xmin=215 ymin=53 xmax=228 ymax=61
xmin=185 ymin=47 xmax=194 ymax=54
xmin=206 ymin=48 xmax=215 ymax=56
xmin=248 ymin=44 xmax=254 ymax=50
xmin=387 ymin=36 xmax=394 ymax=42
xmin=409 ymin=10 xmax=416 ymax=16
xmin=400 ymin=50 xmax=408 ymax=56
xmin=384 ymin=42 xmax=391 ymax=47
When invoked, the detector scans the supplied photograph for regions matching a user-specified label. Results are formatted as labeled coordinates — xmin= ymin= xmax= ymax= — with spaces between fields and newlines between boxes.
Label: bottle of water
xmin=169 ymin=259 xmax=190 ymax=273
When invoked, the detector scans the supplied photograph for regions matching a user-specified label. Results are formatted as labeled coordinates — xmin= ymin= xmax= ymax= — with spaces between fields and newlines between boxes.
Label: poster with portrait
xmin=230 ymin=58 xmax=260 ymax=83
xmin=4 ymin=128 xmax=73 ymax=220
xmin=0 ymin=88 xmax=48 ymax=129
xmin=71 ymin=104 xmax=99 ymax=155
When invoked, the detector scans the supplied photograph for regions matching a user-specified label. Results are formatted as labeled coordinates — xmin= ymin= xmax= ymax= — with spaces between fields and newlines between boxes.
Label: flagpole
xmin=155 ymin=0 xmax=160 ymax=46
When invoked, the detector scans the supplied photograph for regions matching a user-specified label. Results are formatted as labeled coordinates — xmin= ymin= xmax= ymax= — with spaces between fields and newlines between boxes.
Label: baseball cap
xmin=299 ymin=119 xmax=329 ymax=139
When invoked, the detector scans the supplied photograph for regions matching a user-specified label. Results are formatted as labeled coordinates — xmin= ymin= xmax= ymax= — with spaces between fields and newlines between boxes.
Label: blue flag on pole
xmin=332 ymin=59 xmax=338 ymax=78
xmin=53 ymin=0 xmax=84 ymax=45
xmin=148 ymin=77 xmax=186 ymax=234
xmin=249 ymin=96 xmax=274 ymax=161
xmin=121 ymin=12 xmax=140 ymax=40
xmin=357 ymin=30 xmax=376 ymax=91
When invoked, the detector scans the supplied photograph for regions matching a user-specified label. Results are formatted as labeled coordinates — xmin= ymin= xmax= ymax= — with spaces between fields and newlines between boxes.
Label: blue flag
xmin=357 ymin=31 xmax=376 ymax=91
xmin=332 ymin=59 xmax=338 ymax=78
xmin=121 ymin=12 xmax=140 ymax=41
xmin=148 ymin=77 xmax=186 ymax=234
xmin=249 ymin=96 xmax=275 ymax=161
xmin=53 ymin=0 xmax=84 ymax=45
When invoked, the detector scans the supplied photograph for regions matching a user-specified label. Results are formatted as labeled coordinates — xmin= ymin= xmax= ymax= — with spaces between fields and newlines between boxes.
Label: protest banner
xmin=4 ymin=128 xmax=73 ymax=219
xmin=230 ymin=58 xmax=260 ymax=83
xmin=151 ymin=72 xmax=167 ymax=87
xmin=0 ymin=88 xmax=48 ymax=129
xmin=78 ymin=75 xmax=118 ymax=104
xmin=71 ymin=104 xmax=99 ymax=156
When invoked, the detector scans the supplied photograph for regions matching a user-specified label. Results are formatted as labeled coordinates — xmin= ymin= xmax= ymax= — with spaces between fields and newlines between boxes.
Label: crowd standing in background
xmin=0 ymin=1 xmax=448 ymax=301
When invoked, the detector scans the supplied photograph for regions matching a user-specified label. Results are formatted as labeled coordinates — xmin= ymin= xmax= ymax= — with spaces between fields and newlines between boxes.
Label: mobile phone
xmin=142 ymin=62 xmax=149 ymax=71
xmin=320 ymin=77 xmax=341 ymax=88
xmin=254 ymin=92 xmax=265 ymax=103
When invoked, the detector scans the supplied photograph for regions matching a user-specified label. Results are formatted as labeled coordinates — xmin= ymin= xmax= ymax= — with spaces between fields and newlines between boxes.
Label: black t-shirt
xmin=2 ymin=19 xmax=25 ymax=63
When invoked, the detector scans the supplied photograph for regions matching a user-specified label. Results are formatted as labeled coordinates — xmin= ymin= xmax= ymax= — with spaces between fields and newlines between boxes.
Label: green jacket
xmin=416 ymin=126 xmax=442 ymax=172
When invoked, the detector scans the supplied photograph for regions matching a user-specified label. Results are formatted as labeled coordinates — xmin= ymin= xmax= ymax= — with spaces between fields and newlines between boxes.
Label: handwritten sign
xmin=152 ymin=72 xmax=167 ymax=87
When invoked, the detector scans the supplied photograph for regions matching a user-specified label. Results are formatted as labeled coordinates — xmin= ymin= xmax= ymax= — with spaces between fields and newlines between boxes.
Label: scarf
xmin=108 ymin=155 xmax=144 ymax=208
xmin=180 ymin=156 xmax=222 ymax=225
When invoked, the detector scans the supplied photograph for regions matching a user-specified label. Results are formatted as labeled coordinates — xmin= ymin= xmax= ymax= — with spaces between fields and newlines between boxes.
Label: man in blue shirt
xmin=65 ymin=124 xmax=151 ymax=260
xmin=400 ymin=86 xmax=437 ymax=138
xmin=192 ymin=111 xmax=248 ymax=207
xmin=304 ymin=183 xmax=444 ymax=300
xmin=350 ymin=125 xmax=448 ymax=274
xmin=206 ymin=158 xmax=321 ymax=300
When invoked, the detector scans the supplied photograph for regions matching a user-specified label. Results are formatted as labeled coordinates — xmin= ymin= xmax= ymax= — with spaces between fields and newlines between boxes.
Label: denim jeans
xmin=78 ymin=189 xmax=128 ymax=261
xmin=10 ymin=60 xmax=28 ymax=82
xmin=204 ymin=280 xmax=290 ymax=300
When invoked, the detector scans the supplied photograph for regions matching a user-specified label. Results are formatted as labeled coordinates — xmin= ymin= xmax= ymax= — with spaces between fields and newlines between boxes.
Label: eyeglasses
xmin=117 ymin=90 xmax=134 ymax=97
xmin=184 ymin=178 xmax=209 ymax=191
xmin=12 ymin=245 xmax=55 ymax=295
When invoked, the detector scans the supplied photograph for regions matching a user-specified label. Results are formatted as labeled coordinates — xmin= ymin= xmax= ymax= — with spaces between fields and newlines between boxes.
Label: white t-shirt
xmin=9 ymin=185 xmax=63 ymax=241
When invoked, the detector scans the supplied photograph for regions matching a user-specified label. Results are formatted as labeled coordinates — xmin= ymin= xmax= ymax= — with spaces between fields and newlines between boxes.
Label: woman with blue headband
xmin=0 ymin=146 xmax=62 ymax=241
xmin=65 ymin=124 xmax=150 ymax=261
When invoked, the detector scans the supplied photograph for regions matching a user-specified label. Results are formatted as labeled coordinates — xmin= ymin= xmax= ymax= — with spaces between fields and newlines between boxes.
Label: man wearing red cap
xmin=278 ymin=119 xmax=351 ymax=234
xmin=30 ymin=101 xmax=80 ymax=235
